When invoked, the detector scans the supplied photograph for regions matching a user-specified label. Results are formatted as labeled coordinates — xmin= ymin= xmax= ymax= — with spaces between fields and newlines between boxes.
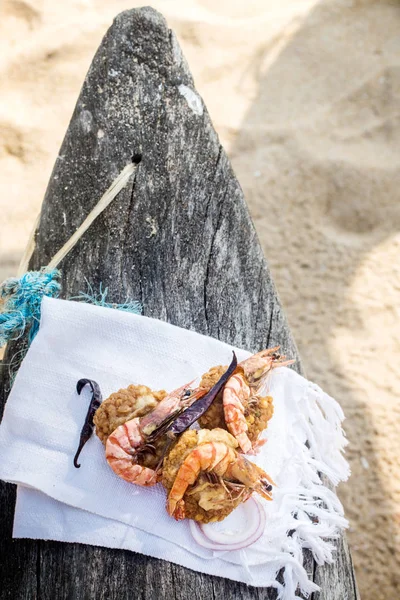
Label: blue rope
xmin=0 ymin=269 xmax=61 ymax=348
xmin=0 ymin=271 xmax=142 ymax=391
xmin=0 ymin=271 xmax=142 ymax=350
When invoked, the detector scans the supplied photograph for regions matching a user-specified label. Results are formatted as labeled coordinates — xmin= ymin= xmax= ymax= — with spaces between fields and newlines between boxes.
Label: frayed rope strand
xmin=1 ymin=278 xmax=141 ymax=391
xmin=69 ymin=282 xmax=142 ymax=315
xmin=0 ymin=274 xmax=142 ymax=350
xmin=0 ymin=269 xmax=61 ymax=348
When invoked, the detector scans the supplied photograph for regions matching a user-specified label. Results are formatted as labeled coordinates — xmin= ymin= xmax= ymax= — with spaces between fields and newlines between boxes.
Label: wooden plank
xmin=0 ymin=7 xmax=358 ymax=599
xmin=0 ymin=362 xmax=38 ymax=600
xmin=314 ymin=533 xmax=360 ymax=600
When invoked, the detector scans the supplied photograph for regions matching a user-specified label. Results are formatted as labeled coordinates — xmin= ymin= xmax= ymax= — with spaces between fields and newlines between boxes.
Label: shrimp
xmin=223 ymin=347 xmax=294 ymax=453
xmin=105 ymin=355 xmax=238 ymax=487
xmin=105 ymin=382 xmax=206 ymax=486
xmin=94 ymin=384 xmax=168 ymax=445
xmin=166 ymin=430 xmax=274 ymax=520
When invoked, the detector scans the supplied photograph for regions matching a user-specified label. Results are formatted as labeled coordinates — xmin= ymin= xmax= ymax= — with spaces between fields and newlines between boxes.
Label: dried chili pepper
xmin=168 ymin=352 xmax=237 ymax=436
xmin=145 ymin=353 xmax=238 ymax=478
xmin=73 ymin=378 xmax=102 ymax=468
xmin=147 ymin=352 xmax=238 ymax=444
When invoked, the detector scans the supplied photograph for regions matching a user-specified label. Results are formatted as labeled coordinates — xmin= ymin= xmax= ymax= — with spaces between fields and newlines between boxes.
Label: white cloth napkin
xmin=0 ymin=297 xmax=350 ymax=599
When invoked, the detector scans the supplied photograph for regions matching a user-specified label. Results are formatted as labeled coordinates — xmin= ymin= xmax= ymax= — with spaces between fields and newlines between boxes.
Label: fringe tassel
xmin=224 ymin=374 xmax=350 ymax=599
xmin=270 ymin=377 xmax=350 ymax=598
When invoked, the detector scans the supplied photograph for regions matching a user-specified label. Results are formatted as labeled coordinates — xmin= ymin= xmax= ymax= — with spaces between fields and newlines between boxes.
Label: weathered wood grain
xmin=0 ymin=7 xmax=358 ymax=599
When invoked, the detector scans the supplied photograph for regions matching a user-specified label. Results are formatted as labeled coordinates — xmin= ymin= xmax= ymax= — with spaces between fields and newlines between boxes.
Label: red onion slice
xmin=189 ymin=497 xmax=266 ymax=551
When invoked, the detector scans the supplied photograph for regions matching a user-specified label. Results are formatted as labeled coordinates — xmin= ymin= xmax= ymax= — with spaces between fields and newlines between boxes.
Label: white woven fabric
xmin=0 ymin=297 xmax=350 ymax=599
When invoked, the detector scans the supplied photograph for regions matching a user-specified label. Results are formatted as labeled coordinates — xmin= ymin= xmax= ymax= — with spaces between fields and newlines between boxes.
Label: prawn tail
xmin=169 ymin=498 xmax=186 ymax=520
xmin=247 ymin=438 xmax=267 ymax=455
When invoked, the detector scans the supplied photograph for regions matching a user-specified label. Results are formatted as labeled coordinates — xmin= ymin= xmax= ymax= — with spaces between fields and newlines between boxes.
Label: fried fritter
xmin=94 ymin=384 xmax=167 ymax=444
xmin=162 ymin=429 xmax=245 ymax=522
xmin=198 ymin=365 xmax=274 ymax=444
xmin=247 ymin=394 xmax=274 ymax=443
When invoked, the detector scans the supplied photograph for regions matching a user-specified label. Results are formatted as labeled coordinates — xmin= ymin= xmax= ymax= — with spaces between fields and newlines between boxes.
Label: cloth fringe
xmin=264 ymin=379 xmax=350 ymax=599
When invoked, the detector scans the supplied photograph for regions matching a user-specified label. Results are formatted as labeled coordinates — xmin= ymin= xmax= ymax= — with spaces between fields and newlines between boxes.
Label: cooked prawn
xmin=94 ymin=384 xmax=168 ymax=445
xmin=223 ymin=347 xmax=293 ymax=453
xmin=105 ymin=381 xmax=206 ymax=486
xmin=166 ymin=434 xmax=274 ymax=520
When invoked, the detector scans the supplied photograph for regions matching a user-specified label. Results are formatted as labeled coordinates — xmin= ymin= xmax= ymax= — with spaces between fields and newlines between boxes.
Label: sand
xmin=1 ymin=0 xmax=400 ymax=597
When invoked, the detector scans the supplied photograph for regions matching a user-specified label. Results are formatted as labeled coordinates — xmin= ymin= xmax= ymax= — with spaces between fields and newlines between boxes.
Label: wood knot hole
xmin=132 ymin=153 xmax=142 ymax=165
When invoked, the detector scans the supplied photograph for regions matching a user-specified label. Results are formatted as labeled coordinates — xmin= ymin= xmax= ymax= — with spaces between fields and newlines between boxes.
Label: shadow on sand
xmin=229 ymin=1 xmax=400 ymax=598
